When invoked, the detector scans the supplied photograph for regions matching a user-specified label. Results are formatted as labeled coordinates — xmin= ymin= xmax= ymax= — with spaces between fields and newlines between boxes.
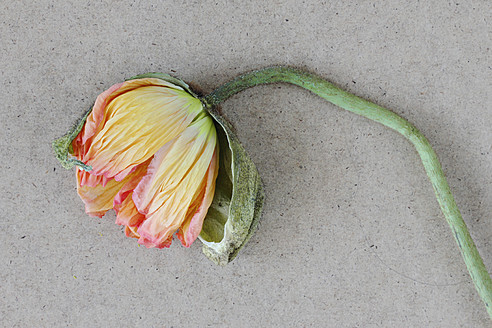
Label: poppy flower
xmin=72 ymin=77 xmax=219 ymax=248
xmin=53 ymin=72 xmax=263 ymax=265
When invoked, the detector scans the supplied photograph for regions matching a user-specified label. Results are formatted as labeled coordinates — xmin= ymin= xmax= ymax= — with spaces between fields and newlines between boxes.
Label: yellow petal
xmin=132 ymin=113 xmax=218 ymax=248
xmin=74 ymin=78 xmax=204 ymax=182
xmin=76 ymin=159 xmax=150 ymax=218
xmin=177 ymin=148 xmax=219 ymax=247
xmin=76 ymin=169 xmax=127 ymax=218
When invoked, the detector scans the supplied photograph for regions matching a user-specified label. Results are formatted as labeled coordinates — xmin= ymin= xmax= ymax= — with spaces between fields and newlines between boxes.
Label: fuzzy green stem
xmin=202 ymin=66 xmax=492 ymax=318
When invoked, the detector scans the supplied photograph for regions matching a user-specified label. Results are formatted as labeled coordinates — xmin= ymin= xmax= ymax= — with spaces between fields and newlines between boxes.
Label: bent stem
xmin=202 ymin=66 xmax=492 ymax=318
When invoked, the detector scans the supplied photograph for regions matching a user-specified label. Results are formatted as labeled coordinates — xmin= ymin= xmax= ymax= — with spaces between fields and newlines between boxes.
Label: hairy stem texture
xmin=203 ymin=66 xmax=492 ymax=318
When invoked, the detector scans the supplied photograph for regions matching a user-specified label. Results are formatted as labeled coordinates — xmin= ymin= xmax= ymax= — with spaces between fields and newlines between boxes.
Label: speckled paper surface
xmin=1 ymin=1 xmax=491 ymax=327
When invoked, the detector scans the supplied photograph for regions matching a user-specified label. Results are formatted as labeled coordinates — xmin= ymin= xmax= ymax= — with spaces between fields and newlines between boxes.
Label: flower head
xmin=72 ymin=77 xmax=219 ymax=248
xmin=53 ymin=72 xmax=264 ymax=265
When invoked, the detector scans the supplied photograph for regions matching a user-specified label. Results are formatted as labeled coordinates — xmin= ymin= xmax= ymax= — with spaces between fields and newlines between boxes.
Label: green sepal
xmin=52 ymin=108 xmax=92 ymax=171
xmin=199 ymin=103 xmax=265 ymax=265
xmin=127 ymin=72 xmax=199 ymax=98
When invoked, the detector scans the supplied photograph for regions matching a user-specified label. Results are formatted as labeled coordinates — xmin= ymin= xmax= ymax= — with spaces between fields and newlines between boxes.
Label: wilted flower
xmin=52 ymin=67 xmax=492 ymax=317
xmin=71 ymin=77 xmax=219 ymax=248
xmin=54 ymin=72 xmax=263 ymax=265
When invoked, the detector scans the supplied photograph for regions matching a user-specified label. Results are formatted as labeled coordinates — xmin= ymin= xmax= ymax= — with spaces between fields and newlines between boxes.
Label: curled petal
xmin=132 ymin=113 xmax=218 ymax=248
xmin=115 ymin=192 xmax=146 ymax=230
xmin=113 ymin=159 xmax=151 ymax=229
xmin=76 ymin=160 xmax=150 ymax=218
xmin=177 ymin=149 xmax=219 ymax=247
xmin=71 ymin=82 xmax=124 ymax=159
xmin=125 ymin=226 xmax=140 ymax=239
xmin=138 ymin=234 xmax=173 ymax=249
xmin=76 ymin=169 xmax=127 ymax=218
xmin=78 ymin=169 xmax=111 ymax=188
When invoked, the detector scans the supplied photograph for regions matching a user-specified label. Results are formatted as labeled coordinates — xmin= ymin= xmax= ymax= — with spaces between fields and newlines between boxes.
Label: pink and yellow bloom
xmin=72 ymin=78 xmax=219 ymax=248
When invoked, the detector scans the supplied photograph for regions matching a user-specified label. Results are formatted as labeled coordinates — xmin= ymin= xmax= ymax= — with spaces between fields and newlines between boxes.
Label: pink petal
xmin=176 ymin=148 xmax=219 ymax=247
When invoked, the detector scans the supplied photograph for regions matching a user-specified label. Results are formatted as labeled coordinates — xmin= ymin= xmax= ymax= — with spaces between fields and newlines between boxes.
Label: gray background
xmin=1 ymin=1 xmax=491 ymax=327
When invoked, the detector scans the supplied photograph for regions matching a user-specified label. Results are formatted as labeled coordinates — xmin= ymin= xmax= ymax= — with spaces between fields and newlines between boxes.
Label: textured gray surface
xmin=1 ymin=1 xmax=491 ymax=327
